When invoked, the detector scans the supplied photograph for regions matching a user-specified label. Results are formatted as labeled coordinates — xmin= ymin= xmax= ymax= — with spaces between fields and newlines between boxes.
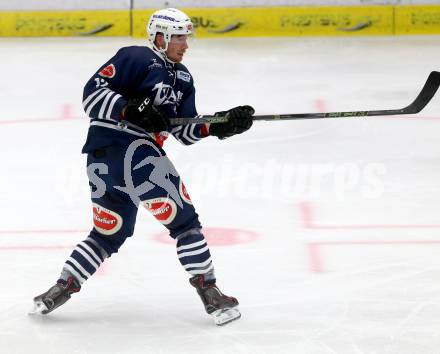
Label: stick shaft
xmin=169 ymin=71 xmax=440 ymax=126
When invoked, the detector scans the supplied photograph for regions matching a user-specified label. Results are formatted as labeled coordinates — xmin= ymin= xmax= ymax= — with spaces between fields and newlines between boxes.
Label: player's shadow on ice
xmin=27 ymin=302 xmax=205 ymax=328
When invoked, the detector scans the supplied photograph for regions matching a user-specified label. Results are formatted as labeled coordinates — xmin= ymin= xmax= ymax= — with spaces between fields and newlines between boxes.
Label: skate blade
xmin=28 ymin=300 xmax=48 ymax=315
xmin=212 ymin=307 xmax=241 ymax=326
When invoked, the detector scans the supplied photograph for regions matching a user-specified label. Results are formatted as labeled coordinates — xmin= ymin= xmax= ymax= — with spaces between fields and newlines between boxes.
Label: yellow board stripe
xmin=395 ymin=5 xmax=440 ymax=35
xmin=133 ymin=5 xmax=440 ymax=38
xmin=0 ymin=6 xmax=439 ymax=37
xmin=133 ymin=7 xmax=395 ymax=38
xmin=0 ymin=10 xmax=130 ymax=37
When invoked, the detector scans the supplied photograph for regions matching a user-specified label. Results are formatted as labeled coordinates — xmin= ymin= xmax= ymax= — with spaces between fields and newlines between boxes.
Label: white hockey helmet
xmin=147 ymin=8 xmax=194 ymax=51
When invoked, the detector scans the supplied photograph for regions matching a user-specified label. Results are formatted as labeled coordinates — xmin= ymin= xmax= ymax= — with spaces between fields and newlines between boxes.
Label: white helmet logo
xmin=146 ymin=8 xmax=194 ymax=50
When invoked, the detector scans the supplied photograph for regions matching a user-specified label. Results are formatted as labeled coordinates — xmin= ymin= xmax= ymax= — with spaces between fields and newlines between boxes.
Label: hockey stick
xmin=170 ymin=71 xmax=440 ymax=125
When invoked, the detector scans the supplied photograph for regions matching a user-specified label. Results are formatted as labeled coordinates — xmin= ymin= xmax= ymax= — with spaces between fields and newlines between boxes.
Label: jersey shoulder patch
xmin=99 ymin=64 xmax=116 ymax=78
xmin=175 ymin=63 xmax=193 ymax=84
xmin=177 ymin=70 xmax=191 ymax=82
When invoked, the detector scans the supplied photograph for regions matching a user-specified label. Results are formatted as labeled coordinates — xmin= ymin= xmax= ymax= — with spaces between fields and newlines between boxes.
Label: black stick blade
xmin=403 ymin=71 xmax=440 ymax=114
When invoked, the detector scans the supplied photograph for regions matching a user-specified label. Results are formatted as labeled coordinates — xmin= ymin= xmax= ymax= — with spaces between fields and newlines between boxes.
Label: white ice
xmin=1 ymin=35 xmax=440 ymax=354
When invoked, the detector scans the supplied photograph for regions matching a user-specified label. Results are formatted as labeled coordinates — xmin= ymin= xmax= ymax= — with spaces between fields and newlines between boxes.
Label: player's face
xmin=165 ymin=35 xmax=189 ymax=63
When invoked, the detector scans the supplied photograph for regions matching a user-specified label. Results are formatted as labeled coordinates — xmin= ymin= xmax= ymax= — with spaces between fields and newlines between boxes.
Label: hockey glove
xmin=123 ymin=97 xmax=171 ymax=133
xmin=209 ymin=105 xmax=255 ymax=140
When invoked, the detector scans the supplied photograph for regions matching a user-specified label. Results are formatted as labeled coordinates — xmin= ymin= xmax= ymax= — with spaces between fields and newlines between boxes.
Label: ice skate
xmin=190 ymin=275 xmax=240 ymax=326
xmin=30 ymin=276 xmax=81 ymax=315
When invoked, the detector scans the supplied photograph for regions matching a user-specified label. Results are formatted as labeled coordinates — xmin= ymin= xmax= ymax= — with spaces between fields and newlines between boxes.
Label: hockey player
xmin=32 ymin=8 xmax=254 ymax=326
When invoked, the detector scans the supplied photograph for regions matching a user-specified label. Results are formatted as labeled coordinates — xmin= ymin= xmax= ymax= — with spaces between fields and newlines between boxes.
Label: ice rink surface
xmin=1 ymin=35 xmax=440 ymax=354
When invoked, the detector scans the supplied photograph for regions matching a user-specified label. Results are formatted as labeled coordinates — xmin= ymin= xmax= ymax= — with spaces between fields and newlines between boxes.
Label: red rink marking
xmin=0 ymin=227 xmax=258 ymax=251
xmin=307 ymin=243 xmax=323 ymax=273
xmin=0 ymin=245 xmax=74 ymax=251
xmin=0 ymin=116 xmax=83 ymax=125
xmin=153 ymin=227 xmax=259 ymax=247
xmin=0 ymin=229 xmax=88 ymax=235
xmin=299 ymin=201 xmax=440 ymax=272
xmin=298 ymin=201 xmax=440 ymax=230
xmin=306 ymin=240 xmax=440 ymax=273
xmin=61 ymin=104 xmax=74 ymax=120
xmin=0 ymin=244 xmax=110 ymax=275
xmin=314 ymin=99 xmax=327 ymax=113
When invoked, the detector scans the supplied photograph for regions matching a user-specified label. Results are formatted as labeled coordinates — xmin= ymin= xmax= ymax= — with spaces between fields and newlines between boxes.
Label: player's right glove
xmin=123 ymin=97 xmax=171 ymax=133
xmin=209 ymin=105 xmax=255 ymax=140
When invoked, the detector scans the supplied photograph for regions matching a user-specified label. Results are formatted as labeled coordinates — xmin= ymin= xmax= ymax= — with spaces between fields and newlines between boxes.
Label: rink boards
xmin=0 ymin=5 xmax=439 ymax=37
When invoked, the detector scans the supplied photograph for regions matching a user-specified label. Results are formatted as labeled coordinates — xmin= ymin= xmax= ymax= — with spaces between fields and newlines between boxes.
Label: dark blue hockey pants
xmin=59 ymin=138 xmax=215 ymax=284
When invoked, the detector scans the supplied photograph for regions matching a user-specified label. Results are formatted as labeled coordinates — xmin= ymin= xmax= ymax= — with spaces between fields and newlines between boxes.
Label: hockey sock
xmin=59 ymin=237 xmax=109 ymax=284
xmin=175 ymin=228 xmax=216 ymax=282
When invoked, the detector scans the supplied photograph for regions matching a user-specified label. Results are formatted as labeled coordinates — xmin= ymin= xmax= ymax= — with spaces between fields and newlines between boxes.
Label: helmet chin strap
xmin=152 ymin=41 xmax=177 ymax=64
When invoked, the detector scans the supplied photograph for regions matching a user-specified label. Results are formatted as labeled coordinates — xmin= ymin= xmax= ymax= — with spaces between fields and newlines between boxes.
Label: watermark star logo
xmin=114 ymin=139 xmax=184 ymax=208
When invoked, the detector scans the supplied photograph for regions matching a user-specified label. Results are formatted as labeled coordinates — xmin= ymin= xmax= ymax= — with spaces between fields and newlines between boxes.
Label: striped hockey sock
xmin=60 ymin=237 xmax=108 ymax=284
xmin=175 ymin=229 xmax=215 ymax=282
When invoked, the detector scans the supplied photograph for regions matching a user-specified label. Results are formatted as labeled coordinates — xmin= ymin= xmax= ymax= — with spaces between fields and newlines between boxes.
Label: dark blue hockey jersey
xmin=81 ymin=46 xmax=208 ymax=153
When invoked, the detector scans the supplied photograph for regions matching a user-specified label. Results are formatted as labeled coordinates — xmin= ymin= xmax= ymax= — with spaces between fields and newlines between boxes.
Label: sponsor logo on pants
xmin=92 ymin=203 xmax=123 ymax=235
xmin=179 ymin=180 xmax=192 ymax=205
xmin=143 ymin=197 xmax=177 ymax=225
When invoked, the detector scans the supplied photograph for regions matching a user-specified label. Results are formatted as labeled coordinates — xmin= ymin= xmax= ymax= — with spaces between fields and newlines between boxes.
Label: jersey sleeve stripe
xmin=171 ymin=125 xmax=182 ymax=134
xmin=82 ymin=88 xmax=106 ymax=108
xmin=106 ymin=93 xmax=123 ymax=119
xmin=188 ymin=125 xmax=200 ymax=141
xmin=182 ymin=125 xmax=200 ymax=144
xmin=170 ymin=122 xmax=210 ymax=145
xmin=98 ymin=91 xmax=114 ymax=119
xmin=85 ymin=89 xmax=111 ymax=116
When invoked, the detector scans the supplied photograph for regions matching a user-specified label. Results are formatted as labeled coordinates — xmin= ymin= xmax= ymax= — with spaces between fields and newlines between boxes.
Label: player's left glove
xmin=209 ymin=105 xmax=254 ymax=140
xmin=122 ymin=97 xmax=171 ymax=133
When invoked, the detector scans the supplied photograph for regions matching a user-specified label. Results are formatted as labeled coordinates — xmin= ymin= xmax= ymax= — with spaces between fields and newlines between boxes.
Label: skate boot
xmin=190 ymin=275 xmax=240 ymax=326
xmin=30 ymin=276 xmax=81 ymax=315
